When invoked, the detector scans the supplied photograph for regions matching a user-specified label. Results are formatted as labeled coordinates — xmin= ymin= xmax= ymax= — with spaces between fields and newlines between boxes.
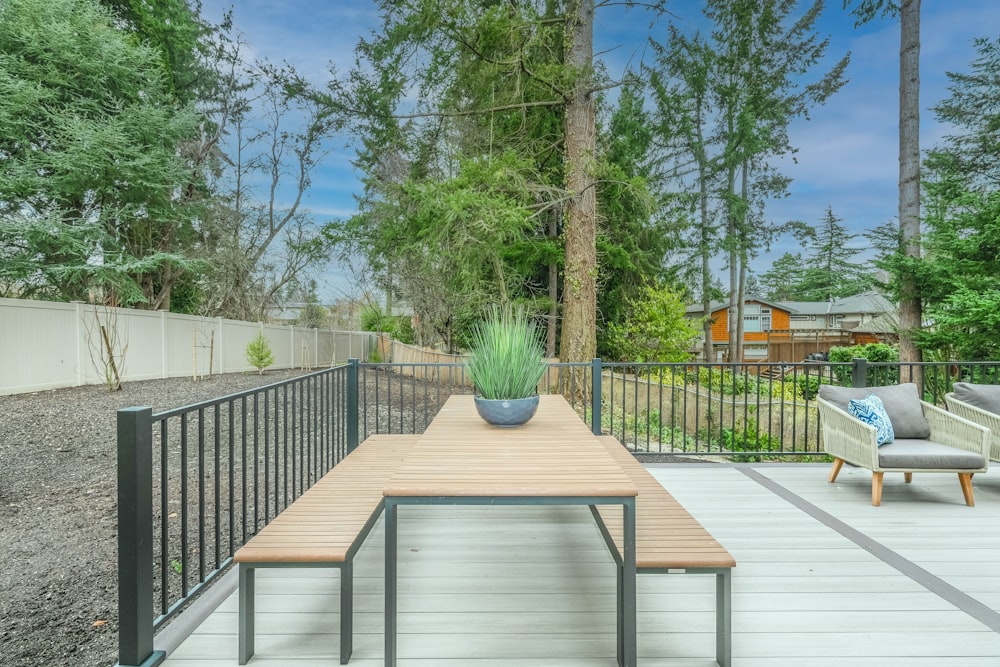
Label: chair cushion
xmin=877 ymin=439 xmax=986 ymax=470
xmin=848 ymin=394 xmax=895 ymax=446
xmin=952 ymin=382 xmax=1000 ymax=416
xmin=818 ymin=383 xmax=931 ymax=439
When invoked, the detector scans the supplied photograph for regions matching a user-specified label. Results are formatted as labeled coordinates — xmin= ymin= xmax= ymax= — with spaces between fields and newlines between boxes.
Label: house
xmin=776 ymin=291 xmax=896 ymax=335
xmin=685 ymin=291 xmax=897 ymax=362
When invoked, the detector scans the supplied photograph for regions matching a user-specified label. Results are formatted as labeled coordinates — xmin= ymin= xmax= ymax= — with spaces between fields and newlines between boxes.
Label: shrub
xmin=246 ymin=333 xmax=274 ymax=375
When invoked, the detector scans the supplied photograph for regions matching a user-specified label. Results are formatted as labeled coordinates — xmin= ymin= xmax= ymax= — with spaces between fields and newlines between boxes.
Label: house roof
xmin=849 ymin=311 xmax=899 ymax=334
xmin=776 ymin=291 xmax=895 ymax=317
xmin=685 ymin=297 xmax=795 ymax=316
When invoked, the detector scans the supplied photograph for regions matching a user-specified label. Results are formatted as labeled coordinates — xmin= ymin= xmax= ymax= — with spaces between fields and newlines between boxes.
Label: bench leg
xmin=623 ymin=500 xmax=637 ymax=667
xmin=716 ymin=570 xmax=732 ymax=667
xmin=615 ymin=565 xmax=624 ymax=667
xmin=341 ymin=561 xmax=353 ymax=664
xmin=238 ymin=565 xmax=255 ymax=665
xmin=385 ymin=501 xmax=398 ymax=667
xmin=959 ymin=473 xmax=975 ymax=507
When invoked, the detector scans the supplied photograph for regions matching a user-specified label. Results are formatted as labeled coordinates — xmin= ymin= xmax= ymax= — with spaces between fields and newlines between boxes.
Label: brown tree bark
xmin=898 ymin=0 xmax=922 ymax=380
xmin=560 ymin=0 xmax=598 ymax=365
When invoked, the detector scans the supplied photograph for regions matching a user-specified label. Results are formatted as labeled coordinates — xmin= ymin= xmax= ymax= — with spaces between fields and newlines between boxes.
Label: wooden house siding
xmin=707 ymin=303 xmax=790 ymax=342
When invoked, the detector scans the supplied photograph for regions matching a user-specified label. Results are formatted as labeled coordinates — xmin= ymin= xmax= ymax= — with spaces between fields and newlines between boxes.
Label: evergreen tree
xmin=917 ymin=37 xmax=1000 ymax=360
xmin=0 ymin=0 xmax=199 ymax=304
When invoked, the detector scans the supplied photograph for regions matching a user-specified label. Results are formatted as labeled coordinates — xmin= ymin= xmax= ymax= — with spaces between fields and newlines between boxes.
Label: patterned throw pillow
xmin=848 ymin=394 xmax=895 ymax=446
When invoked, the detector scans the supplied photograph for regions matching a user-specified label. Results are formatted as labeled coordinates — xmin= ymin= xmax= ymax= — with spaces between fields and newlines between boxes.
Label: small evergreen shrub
xmin=246 ymin=333 xmax=274 ymax=375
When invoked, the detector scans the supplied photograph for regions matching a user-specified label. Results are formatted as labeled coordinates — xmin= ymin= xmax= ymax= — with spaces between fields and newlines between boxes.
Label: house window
xmin=790 ymin=314 xmax=816 ymax=322
xmin=744 ymin=307 xmax=771 ymax=332
xmin=830 ymin=314 xmax=844 ymax=329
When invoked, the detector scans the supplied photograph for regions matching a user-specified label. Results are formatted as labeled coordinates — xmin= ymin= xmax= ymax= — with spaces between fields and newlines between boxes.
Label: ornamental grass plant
xmin=466 ymin=305 xmax=547 ymax=400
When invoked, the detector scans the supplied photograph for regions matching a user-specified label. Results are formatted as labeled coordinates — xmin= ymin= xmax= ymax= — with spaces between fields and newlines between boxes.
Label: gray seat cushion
xmin=818 ymin=383 xmax=931 ymax=439
xmin=952 ymin=382 xmax=1000 ymax=416
xmin=877 ymin=439 xmax=985 ymax=469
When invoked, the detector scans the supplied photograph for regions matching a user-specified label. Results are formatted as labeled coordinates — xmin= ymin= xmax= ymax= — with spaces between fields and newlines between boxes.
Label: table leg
xmin=623 ymin=499 xmax=637 ymax=667
xmin=385 ymin=501 xmax=398 ymax=667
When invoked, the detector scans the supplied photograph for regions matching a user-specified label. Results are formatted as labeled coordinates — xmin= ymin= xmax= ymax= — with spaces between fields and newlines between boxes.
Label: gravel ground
xmin=0 ymin=369 xmax=322 ymax=667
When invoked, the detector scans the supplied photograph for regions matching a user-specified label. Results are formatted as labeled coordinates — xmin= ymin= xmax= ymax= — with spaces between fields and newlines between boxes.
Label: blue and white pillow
xmin=848 ymin=394 xmax=895 ymax=446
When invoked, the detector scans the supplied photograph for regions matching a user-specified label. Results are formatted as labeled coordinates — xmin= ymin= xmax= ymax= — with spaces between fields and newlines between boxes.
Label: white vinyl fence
xmin=0 ymin=298 xmax=374 ymax=396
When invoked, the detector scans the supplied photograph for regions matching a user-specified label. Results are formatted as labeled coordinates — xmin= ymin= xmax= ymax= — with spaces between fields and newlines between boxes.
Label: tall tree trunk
xmin=560 ymin=0 xmax=598 ymax=365
xmin=898 ymin=0 xmax=922 ymax=380
xmin=726 ymin=163 xmax=738 ymax=363
xmin=697 ymin=100 xmax=713 ymax=362
xmin=547 ymin=213 xmax=559 ymax=358
xmin=735 ymin=161 xmax=750 ymax=364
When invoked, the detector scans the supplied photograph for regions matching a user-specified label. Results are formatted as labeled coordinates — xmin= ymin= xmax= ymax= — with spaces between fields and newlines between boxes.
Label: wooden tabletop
xmin=384 ymin=394 xmax=638 ymax=498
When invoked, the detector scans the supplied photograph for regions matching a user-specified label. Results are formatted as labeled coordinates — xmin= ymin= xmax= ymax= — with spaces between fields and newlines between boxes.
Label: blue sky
xmin=198 ymin=1 xmax=1000 ymax=300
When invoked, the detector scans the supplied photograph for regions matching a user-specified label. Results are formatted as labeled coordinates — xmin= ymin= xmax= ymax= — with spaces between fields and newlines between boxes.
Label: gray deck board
xmin=159 ymin=464 xmax=1000 ymax=666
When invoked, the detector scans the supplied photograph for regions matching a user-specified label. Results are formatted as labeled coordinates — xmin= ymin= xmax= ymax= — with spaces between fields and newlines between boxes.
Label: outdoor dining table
xmin=383 ymin=393 xmax=640 ymax=666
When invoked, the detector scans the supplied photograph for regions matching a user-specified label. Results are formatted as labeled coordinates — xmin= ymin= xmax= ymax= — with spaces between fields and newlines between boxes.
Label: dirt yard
xmin=0 ymin=370 xmax=318 ymax=667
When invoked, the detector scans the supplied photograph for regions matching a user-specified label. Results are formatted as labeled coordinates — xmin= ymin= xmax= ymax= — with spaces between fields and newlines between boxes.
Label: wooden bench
xmin=233 ymin=434 xmax=419 ymax=665
xmin=591 ymin=436 xmax=736 ymax=667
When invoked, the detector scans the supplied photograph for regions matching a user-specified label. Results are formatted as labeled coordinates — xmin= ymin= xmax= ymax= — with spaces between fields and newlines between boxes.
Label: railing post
xmin=116 ymin=407 xmax=164 ymax=667
xmin=591 ymin=357 xmax=602 ymax=435
xmin=851 ymin=358 xmax=868 ymax=388
xmin=347 ymin=358 xmax=360 ymax=453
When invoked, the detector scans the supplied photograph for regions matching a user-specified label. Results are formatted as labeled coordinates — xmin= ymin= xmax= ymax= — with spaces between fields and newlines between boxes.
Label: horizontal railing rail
xmin=118 ymin=356 xmax=1000 ymax=666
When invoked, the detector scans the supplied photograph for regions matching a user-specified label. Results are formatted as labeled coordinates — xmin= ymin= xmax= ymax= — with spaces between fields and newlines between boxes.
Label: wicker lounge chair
xmin=945 ymin=382 xmax=1000 ymax=462
xmin=817 ymin=383 xmax=989 ymax=506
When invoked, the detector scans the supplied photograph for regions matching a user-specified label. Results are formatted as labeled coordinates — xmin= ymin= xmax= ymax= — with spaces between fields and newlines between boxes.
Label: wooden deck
xmin=156 ymin=463 xmax=1000 ymax=666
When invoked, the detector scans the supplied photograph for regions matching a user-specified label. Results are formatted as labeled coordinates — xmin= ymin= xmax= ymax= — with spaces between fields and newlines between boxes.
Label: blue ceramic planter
xmin=473 ymin=395 xmax=540 ymax=427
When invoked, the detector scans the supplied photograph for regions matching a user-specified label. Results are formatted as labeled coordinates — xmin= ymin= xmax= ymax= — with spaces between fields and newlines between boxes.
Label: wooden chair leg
xmin=904 ymin=472 xmax=912 ymax=483
xmin=828 ymin=458 xmax=845 ymax=483
xmin=959 ymin=473 xmax=975 ymax=507
xmin=871 ymin=472 xmax=884 ymax=506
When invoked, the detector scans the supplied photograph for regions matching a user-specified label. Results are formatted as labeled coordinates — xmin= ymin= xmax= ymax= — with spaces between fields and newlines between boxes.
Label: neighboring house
xmin=685 ymin=298 xmax=794 ymax=362
xmin=776 ymin=291 xmax=896 ymax=334
xmin=685 ymin=291 xmax=897 ymax=362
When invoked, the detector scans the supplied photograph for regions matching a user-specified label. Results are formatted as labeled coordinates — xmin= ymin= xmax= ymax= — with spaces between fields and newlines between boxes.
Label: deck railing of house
xmin=116 ymin=357 xmax=1000 ymax=666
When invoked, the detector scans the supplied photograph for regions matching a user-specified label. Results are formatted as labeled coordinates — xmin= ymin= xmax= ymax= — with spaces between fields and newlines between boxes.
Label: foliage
xmin=720 ymin=418 xmax=782 ymax=461
xmin=760 ymin=207 xmax=874 ymax=301
xmin=0 ymin=0 xmax=200 ymax=305
xmin=914 ymin=37 xmax=1000 ymax=360
xmin=296 ymin=303 xmax=330 ymax=329
xmin=596 ymin=79 xmax=674 ymax=357
xmin=360 ymin=305 xmax=415 ymax=345
xmin=194 ymin=53 xmax=340 ymax=321
xmin=796 ymin=374 xmax=822 ymax=400
xmin=329 ymin=0 xmax=673 ymax=363
xmin=606 ymin=283 xmax=700 ymax=363
xmin=600 ymin=406 xmax=699 ymax=452
xmin=828 ymin=343 xmax=900 ymax=385
xmin=650 ymin=0 xmax=849 ymax=361
xmin=246 ymin=333 xmax=274 ymax=376
xmin=466 ymin=306 xmax=547 ymax=400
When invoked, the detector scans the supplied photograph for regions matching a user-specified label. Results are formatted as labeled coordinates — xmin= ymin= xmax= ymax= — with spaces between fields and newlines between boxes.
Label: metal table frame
xmin=384 ymin=494 xmax=638 ymax=667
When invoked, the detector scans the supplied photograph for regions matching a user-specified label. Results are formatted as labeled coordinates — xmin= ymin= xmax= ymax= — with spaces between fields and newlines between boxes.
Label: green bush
xmin=828 ymin=343 xmax=899 ymax=385
xmin=246 ymin=333 xmax=274 ymax=375
xmin=360 ymin=305 xmax=415 ymax=344
xmin=796 ymin=374 xmax=821 ymax=400
xmin=720 ymin=418 xmax=781 ymax=462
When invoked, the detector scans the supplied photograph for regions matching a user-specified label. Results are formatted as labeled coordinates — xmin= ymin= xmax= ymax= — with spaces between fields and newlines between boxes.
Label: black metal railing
xmin=117 ymin=356 xmax=1000 ymax=666
xmin=117 ymin=364 xmax=356 ymax=666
